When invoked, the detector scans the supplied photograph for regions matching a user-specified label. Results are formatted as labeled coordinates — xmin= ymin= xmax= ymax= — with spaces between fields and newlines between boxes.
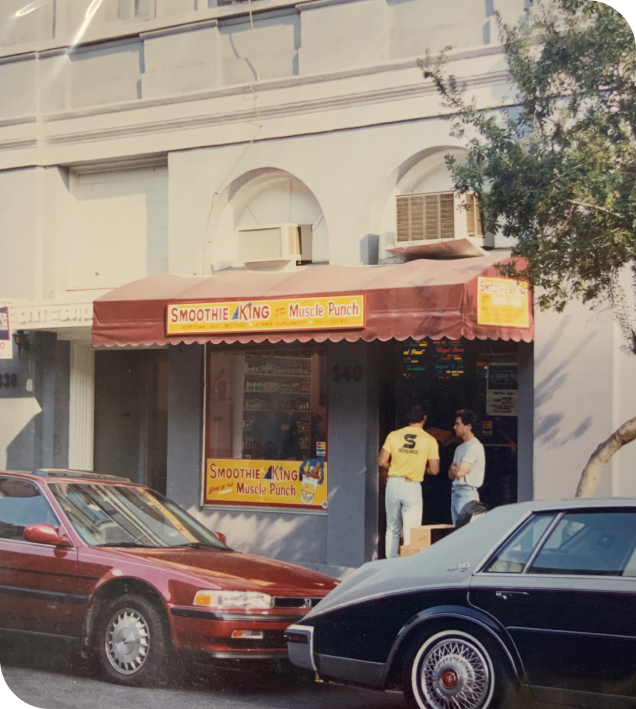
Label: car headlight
xmin=193 ymin=590 xmax=273 ymax=610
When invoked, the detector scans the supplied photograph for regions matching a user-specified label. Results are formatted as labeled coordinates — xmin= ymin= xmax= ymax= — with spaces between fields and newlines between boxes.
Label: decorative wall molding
xmin=42 ymin=45 xmax=505 ymax=123
xmin=44 ymin=70 xmax=511 ymax=147
xmin=0 ymin=138 xmax=38 ymax=152
xmin=140 ymin=18 xmax=219 ymax=40
xmin=0 ymin=115 xmax=37 ymax=129
xmin=10 ymin=302 xmax=94 ymax=330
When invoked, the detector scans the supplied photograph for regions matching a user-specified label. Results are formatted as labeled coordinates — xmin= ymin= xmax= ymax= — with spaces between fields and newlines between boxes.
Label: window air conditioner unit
xmin=396 ymin=191 xmax=486 ymax=247
xmin=237 ymin=224 xmax=313 ymax=271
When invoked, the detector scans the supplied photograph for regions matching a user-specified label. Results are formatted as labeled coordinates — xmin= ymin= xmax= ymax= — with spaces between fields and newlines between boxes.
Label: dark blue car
xmin=286 ymin=499 xmax=636 ymax=709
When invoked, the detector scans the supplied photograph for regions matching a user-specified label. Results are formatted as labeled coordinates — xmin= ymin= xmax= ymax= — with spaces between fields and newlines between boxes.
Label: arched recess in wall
xmin=205 ymin=168 xmax=329 ymax=272
xmin=369 ymin=146 xmax=466 ymax=261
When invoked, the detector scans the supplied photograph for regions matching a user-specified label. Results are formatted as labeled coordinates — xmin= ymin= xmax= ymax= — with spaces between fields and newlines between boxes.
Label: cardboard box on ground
xmin=399 ymin=524 xmax=455 ymax=557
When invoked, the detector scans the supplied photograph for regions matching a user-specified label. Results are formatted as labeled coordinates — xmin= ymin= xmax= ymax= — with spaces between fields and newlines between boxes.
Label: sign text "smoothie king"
xmin=166 ymin=295 xmax=365 ymax=335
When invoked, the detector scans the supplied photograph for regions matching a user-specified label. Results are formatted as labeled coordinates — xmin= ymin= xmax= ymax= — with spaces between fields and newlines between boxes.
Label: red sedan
xmin=0 ymin=469 xmax=337 ymax=685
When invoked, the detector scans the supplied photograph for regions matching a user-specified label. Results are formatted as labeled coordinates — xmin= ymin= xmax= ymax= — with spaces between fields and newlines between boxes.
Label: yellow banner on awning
xmin=166 ymin=296 xmax=365 ymax=335
xmin=477 ymin=277 xmax=530 ymax=328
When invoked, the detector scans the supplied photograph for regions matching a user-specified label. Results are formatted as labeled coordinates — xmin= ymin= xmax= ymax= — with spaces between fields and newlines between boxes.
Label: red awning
xmin=92 ymin=254 xmax=533 ymax=347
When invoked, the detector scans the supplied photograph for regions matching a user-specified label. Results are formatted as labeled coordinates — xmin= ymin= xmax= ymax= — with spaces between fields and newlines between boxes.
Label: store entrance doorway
xmin=93 ymin=350 xmax=169 ymax=494
xmin=378 ymin=338 xmax=520 ymax=558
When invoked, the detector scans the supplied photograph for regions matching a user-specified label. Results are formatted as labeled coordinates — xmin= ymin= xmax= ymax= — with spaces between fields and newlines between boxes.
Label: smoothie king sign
xmin=204 ymin=458 xmax=327 ymax=510
xmin=166 ymin=295 xmax=365 ymax=335
xmin=477 ymin=277 xmax=530 ymax=328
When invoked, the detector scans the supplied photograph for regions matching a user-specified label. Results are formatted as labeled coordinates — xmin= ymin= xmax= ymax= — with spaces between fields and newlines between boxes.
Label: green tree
xmin=421 ymin=0 xmax=636 ymax=496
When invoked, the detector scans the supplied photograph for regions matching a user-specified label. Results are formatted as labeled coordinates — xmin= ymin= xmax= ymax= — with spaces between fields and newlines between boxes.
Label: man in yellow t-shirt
xmin=379 ymin=404 xmax=440 ymax=558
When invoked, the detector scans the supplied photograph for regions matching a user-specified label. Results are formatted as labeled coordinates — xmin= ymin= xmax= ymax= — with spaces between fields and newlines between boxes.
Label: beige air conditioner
xmin=237 ymin=224 xmax=313 ymax=270
xmin=396 ymin=191 xmax=485 ymax=247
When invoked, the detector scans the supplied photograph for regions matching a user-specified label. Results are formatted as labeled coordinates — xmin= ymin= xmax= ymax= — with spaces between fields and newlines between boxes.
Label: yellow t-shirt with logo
xmin=382 ymin=426 xmax=440 ymax=482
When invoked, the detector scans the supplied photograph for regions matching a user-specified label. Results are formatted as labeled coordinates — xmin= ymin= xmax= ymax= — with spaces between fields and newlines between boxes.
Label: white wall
xmin=170 ymin=116 xmax=467 ymax=274
xmin=0 ymin=57 xmax=36 ymax=118
xmin=0 ymin=168 xmax=38 ymax=299
xmin=69 ymin=39 xmax=143 ymax=108
xmin=0 ymin=0 xmax=528 ymax=119
xmin=67 ymin=164 xmax=168 ymax=291
xmin=533 ymin=300 xmax=616 ymax=500
xmin=614 ymin=327 xmax=636 ymax=497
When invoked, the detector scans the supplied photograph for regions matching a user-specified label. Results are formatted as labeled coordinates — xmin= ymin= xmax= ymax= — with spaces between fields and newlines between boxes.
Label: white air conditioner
xmin=237 ymin=224 xmax=313 ymax=271
xmin=396 ymin=191 xmax=486 ymax=248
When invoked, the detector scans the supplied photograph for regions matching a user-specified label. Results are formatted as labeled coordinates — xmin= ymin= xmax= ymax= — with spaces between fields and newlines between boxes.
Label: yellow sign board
xmin=167 ymin=296 xmax=365 ymax=335
xmin=204 ymin=458 xmax=328 ymax=510
xmin=477 ymin=277 xmax=530 ymax=328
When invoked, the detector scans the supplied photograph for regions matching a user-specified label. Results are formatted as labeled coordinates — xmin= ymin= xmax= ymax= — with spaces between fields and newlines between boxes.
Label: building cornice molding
xmin=44 ymin=70 xmax=510 ymax=148
xmin=140 ymin=18 xmax=219 ymax=40
xmin=42 ymin=45 xmax=505 ymax=124
xmin=0 ymin=138 xmax=38 ymax=153
xmin=0 ymin=115 xmax=36 ymax=129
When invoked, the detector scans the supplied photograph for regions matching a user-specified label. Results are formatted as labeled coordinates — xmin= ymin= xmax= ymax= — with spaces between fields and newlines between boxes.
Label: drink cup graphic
xmin=301 ymin=477 xmax=318 ymax=505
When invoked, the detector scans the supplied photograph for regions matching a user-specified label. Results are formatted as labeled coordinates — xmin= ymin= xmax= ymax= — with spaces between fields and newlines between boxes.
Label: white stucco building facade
xmin=0 ymin=0 xmax=633 ymax=574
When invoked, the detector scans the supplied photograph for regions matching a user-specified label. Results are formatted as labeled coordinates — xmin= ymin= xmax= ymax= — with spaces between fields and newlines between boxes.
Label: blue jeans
xmin=385 ymin=477 xmax=423 ymax=559
xmin=451 ymin=485 xmax=480 ymax=525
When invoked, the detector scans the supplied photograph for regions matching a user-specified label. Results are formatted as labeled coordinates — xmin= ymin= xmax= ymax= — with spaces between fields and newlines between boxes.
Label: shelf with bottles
xmin=243 ymin=397 xmax=311 ymax=412
xmin=244 ymin=380 xmax=310 ymax=394
xmin=244 ymin=407 xmax=312 ymax=415
xmin=245 ymin=371 xmax=311 ymax=379
xmin=245 ymin=361 xmax=311 ymax=377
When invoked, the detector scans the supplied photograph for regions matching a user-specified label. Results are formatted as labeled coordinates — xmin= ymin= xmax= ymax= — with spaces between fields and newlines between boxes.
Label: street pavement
xmin=0 ymin=635 xmax=405 ymax=709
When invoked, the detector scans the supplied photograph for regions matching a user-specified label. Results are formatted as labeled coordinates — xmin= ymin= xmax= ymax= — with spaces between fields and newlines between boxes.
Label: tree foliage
xmin=421 ymin=0 xmax=636 ymax=327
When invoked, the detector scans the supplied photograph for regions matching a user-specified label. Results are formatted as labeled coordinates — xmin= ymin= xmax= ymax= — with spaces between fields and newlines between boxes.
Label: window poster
xmin=487 ymin=363 xmax=518 ymax=416
xmin=204 ymin=458 xmax=328 ymax=510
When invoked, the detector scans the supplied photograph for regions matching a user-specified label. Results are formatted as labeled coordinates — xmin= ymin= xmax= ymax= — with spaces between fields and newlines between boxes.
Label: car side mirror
xmin=212 ymin=531 xmax=227 ymax=545
xmin=24 ymin=523 xmax=73 ymax=548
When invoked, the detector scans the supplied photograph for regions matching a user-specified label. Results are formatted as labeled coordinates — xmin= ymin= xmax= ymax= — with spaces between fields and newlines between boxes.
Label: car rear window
xmin=484 ymin=513 xmax=556 ymax=573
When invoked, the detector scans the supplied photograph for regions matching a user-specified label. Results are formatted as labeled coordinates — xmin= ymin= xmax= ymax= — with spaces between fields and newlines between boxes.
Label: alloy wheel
xmin=105 ymin=608 xmax=151 ymax=675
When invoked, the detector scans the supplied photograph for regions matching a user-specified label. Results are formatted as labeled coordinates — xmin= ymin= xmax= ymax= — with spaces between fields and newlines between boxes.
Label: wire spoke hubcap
xmin=420 ymin=638 xmax=490 ymax=709
xmin=106 ymin=608 xmax=150 ymax=675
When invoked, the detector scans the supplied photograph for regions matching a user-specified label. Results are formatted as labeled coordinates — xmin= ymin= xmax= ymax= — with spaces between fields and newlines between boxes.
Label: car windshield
xmin=49 ymin=482 xmax=228 ymax=549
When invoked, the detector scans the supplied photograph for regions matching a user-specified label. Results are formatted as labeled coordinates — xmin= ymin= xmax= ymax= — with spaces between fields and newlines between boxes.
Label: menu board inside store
xmin=402 ymin=339 xmax=465 ymax=381
xmin=432 ymin=339 xmax=465 ymax=380
xmin=402 ymin=340 xmax=429 ymax=380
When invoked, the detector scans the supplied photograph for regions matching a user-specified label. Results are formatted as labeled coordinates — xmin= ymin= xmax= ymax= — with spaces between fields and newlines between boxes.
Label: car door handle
xmin=495 ymin=591 xmax=530 ymax=600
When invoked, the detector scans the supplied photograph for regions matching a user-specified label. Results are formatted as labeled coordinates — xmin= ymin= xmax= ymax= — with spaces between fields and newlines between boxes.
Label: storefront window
xmin=204 ymin=347 xmax=328 ymax=510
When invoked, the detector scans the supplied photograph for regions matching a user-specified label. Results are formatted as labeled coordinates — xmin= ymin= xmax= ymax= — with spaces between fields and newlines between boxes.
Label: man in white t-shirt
xmin=448 ymin=409 xmax=486 ymax=525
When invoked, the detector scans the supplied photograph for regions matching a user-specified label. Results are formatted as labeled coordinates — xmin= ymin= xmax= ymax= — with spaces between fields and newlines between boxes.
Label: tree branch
xmin=576 ymin=416 xmax=636 ymax=497
xmin=566 ymin=200 xmax=626 ymax=219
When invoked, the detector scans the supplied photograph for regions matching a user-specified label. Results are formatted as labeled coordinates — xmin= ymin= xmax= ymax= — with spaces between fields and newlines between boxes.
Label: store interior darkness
xmin=378 ymin=338 xmax=519 ymax=558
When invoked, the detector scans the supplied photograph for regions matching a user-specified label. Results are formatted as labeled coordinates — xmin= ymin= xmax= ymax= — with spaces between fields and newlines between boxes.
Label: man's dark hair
xmin=408 ymin=404 xmax=427 ymax=424
xmin=455 ymin=408 xmax=479 ymax=430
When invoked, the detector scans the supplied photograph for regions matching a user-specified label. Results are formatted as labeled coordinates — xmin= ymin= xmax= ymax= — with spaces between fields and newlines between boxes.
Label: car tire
xmin=403 ymin=628 xmax=517 ymax=709
xmin=96 ymin=593 xmax=172 ymax=687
